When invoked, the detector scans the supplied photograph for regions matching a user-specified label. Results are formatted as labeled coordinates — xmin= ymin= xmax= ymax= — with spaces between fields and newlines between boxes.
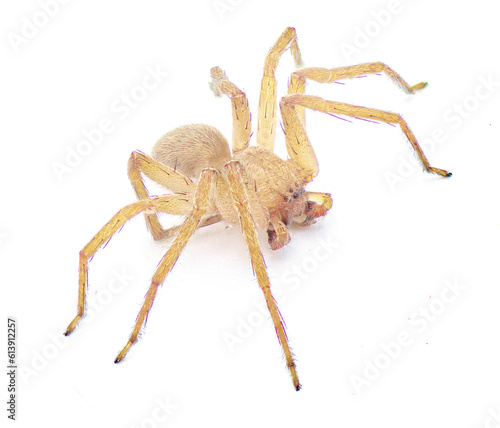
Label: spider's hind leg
xmin=128 ymin=150 xmax=196 ymax=240
xmin=64 ymin=194 xmax=198 ymax=336
xmin=129 ymin=130 xmax=228 ymax=241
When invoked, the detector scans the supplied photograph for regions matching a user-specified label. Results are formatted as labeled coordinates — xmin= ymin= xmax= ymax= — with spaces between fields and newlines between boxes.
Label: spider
xmin=64 ymin=27 xmax=451 ymax=391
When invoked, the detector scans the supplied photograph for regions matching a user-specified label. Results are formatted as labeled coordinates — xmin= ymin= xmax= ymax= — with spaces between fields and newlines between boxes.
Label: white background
xmin=2 ymin=0 xmax=500 ymax=427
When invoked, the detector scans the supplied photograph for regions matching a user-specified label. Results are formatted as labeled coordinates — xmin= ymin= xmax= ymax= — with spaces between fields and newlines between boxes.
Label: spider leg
xmin=114 ymin=168 xmax=217 ymax=363
xmin=210 ymin=67 xmax=252 ymax=153
xmin=257 ymin=27 xmax=302 ymax=152
xmin=225 ymin=160 xmax=301 ymax=391
xmin=64 ymin=194 xmax=196 ymax=336
xmin=128 ymin=150 xmax=221 ymax=240
xmin=288 ymin=62 xmax=428 ymax=125
xmin=280 ymin=94 xmax=452 ymax=181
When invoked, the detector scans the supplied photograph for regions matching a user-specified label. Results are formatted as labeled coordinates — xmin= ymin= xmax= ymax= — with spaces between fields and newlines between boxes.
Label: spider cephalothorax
xmin=232 ymin=146 xmax=310 ymax=248
xmin=64 ymin=27 xmax=451 ymax=391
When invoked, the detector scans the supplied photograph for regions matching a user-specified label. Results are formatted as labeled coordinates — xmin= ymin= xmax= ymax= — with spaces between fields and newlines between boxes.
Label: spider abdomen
xmin=152 ymin=124 xmax=231 ymax=178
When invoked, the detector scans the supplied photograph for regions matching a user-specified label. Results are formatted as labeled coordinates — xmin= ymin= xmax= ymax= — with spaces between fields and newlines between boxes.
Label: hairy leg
xmin=288 ymin=62 xmax=427 ymax=125
xmin=64 ymin=193 xmax=196 ymax=336
xmin=257 ymin=27 xmax=302 ymax=151
xmin=128 ymin=150 xmax=197 ymax=240
xmin=210 ymin=66 xmax=252 ymax=153
xmin=114 ymin=168 xmax=217 ymax=362
xmin=280 ymin=94 xmax=452 ymax=180
xmin=225 ymin=160 xmax=301 ymax=390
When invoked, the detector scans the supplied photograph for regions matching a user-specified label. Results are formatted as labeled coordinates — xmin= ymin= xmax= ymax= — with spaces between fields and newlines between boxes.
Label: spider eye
xmin=289 ymin=188 xmax=293 ymax=193
xmin=293 ymin=193 xmax=298 ymax=199
xmin=284 ymin=196 xmax=291 ymax=202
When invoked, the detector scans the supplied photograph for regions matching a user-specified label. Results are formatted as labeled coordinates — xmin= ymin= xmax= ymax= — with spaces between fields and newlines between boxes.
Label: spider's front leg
xmin=280 ymin=94 xmax=452 ymax=179
xmin=287 ymin=62 xmax=428 ymax=127
xmin=257 ymin=27 xmax=302 ymax=152
xmin=225 ymin=160 xmax=301 ymax=390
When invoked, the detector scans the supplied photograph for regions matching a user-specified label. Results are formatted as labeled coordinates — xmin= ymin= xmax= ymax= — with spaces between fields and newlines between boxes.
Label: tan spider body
xmin=152 ymin=123 xmax=313 ymax=248
xmin=65 ymin=27 xmax=451 ymax=391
